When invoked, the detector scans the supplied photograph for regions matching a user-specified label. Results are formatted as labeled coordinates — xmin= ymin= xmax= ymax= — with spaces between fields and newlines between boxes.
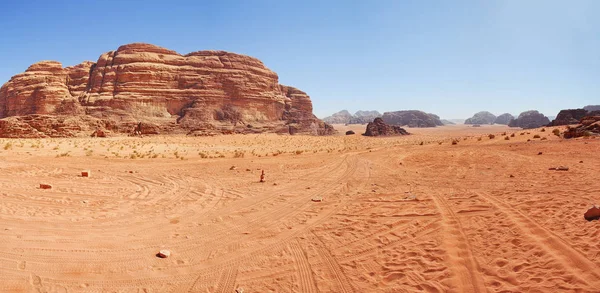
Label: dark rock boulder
xmin=364 ymin=118 xmax=409 ymax=136
xmin=508 ymin=110 xmax=550 ymax=129
xmin=465 ymin=111 xmax=496 ymax=125
xmin=345 ymin=130 xmax=355 ymax=135
xmin=494 ymin=113 xmax=514 ymax=125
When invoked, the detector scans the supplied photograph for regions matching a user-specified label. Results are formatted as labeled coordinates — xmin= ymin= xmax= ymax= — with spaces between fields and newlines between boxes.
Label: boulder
xmin=563 ymin=115 xmax=600 ymax=138
xmin=465 ymin=111 xmax=497 ymax=125
xmin=508 ymin=110 xmax=550 ymax=129
xmin=157 ymin=250 xmax=171 ymax=258
xmin=345 ymin=130 xmax=355 ymax=135
xmin=584 ymin=205 xmax=600 ymax=221
xmin=364 ymin=118 xmax=409 ymax=136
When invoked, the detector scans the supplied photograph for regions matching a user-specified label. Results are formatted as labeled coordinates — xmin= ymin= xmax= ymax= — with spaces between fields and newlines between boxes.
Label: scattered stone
xmin=538 ymin=152 xmax=543 ymax=155
xmin=345 ymin=130 xmax=355 ymax=135
xmin=157 ymin=250 xmax=171 ymax=258
xmin=509 ymin=174 xmax=514 ymax=178
xmin=235 ymin=288 xmax=244 ymax=293
xmin=81 ymin=170 xmax=91 ymax=177
xmin=39 ymin=183 xmax=52 ymax=189
xmin=580 ymin=161 xmax=583 ymax=163
xmin=128 ymin=171 xmax=133 ymax=174
xmin=82 ymin=200 xmax=88 ymax=204
xmin=556 ymin=166 xmax=569 ymax=171
xmin=259 ymin=170 xmax=265 ymax=183
xmin=311 ymin=197 xmax=323 ymax=202
xmin=273 ymin=183 xmax=278 ymax=186
xmin=245 ymin=168 xmax=251 ymax=171
xmin=230 ymin=166 xmax=237 ymax=170
xmin=584 ymin=205 xmax=600 ymax=221
xmin=548 ymin=167 xmax=557 ymax=170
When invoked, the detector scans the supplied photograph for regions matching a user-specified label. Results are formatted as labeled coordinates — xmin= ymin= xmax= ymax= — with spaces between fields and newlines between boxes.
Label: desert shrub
xmin=511 ymin=133 xmax=515 ymax=137
xmin=477 ymin=137 xmax=482 ymax=141
xmin=451 ymin=140 xmax=458 ymax=145
xmin=488 ymin=134 xmax=495 ymax=139
xmin=505 ymin=136 xmax=510 ymax=140
xmin=541 ymin=137 xmax=547 ymax=140
xmin=295 ymin=150 xmax=303 ymax=155
xmin=4 ymin=142 xmax=12 ymax=150
xmin=541 ymin=128 xmax=546 ymax=132
xmin=533 ymin=134 xmax=541 ymax=138
xmin=552 ymin=129 xmax=560 ymax=136
xmin=233 ymin=150 xmax=245 ymax=158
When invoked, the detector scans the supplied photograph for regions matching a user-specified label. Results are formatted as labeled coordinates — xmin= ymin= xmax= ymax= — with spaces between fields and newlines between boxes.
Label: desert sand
xmin=0 ymin=124 xmax=599 ymax=292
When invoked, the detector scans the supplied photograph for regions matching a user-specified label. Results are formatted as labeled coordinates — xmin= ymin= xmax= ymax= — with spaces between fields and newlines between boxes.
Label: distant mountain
xmin=381 ymin=110 xmax=443 ymax=127
xmin=493 ymin=113 xmax=514 ymax=125
xmin=464 ymin=111 xmax=497 ymax=125
xmin=323 ymin=110 xmax=381 ymax=124
xmin=322 ymin=110 xmax=353 ymax=124
xmin=584 ymin=105 xmax=600 ymax=111
xmin=445 ymin=119 xmax=465 ymax=124
xmin=509 ymin=110 xmax=550 ymax=129
xmin=441 ymin=119 xmax=455 ymax=125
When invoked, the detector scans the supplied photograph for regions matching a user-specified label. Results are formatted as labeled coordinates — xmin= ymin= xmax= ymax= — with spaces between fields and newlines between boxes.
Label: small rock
xmin=273 ymin=183 xmax=278 ymax=186
xmin=509 ymin=174 xmax=514 ymax=178
xmin=235 ymin=288 xmax=244 ymax=293
xmin=580 ymin=161 xmax=583 ymax=163
xmin=40 ymin=183 xmax=52 ymax=189
xmin=538 ymin=152 xmax=543 ymax=155
xmin=556 ymin=166 xmax=569 ymax=171
xmin=157 ymin=250 xmax=171 ymax=258
xmin=81 ymin=170 xmax=91 ymax=177
xmin=311 ymin=197 xmax=323 ymax=202
xmin=246 ymin=168 xmax=251 ymax=171
xmin=585 ymin=205 xmax=600 ymax=221
xmin=82 ymin=200 xmax=88 ymax=204
xmin=548 ymin=167 xmax=557 ymax=170
xmin=230 ymin=166 xmax=237 ymax=170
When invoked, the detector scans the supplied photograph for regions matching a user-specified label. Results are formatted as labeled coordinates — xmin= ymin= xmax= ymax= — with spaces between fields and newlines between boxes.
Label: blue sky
xmin=1 ymin=0 xmax=598 ymax=119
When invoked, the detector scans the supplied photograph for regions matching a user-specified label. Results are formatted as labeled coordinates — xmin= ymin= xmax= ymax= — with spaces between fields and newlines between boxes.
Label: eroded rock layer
xmin=0 ymin=43 xmax=334 ymax=137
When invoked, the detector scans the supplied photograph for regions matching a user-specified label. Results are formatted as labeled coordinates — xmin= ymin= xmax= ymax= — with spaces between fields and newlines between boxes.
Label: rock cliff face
xmin=549 ymin=109 xmax=589 ymax=126
xmin=381 ymin=110 xmax=442 ymax=127
xmin=563 ymin=115 xmax=600 ymax=138
xmin=493 ymin=113 xmax=514 ymax=125
xmin=0 ymin=43 xmax=334 ymax=137
xmin=508 ymin=110 xmax=550 ymax=129
xmin=364 ymin=118 xmax=409 ymax=136
xmin=464 ymin=111 xmax=496 ymax=125
xmin=584 ymin=105 xmax=600 ymax=112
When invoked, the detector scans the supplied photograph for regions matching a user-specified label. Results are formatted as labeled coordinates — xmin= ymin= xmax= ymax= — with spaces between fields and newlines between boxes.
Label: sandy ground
xmin=0 ymin=124 xmax=599 ymax=292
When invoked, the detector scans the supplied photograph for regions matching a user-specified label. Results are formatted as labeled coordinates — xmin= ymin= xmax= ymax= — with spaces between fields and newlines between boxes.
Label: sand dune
xmin=0 ymin=125 xmax=598 ymax=292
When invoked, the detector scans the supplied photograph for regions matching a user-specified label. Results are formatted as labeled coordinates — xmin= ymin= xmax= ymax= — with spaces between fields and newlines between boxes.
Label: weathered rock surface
xmin=364 ymin=118 xmax=409 ymax=136
xmin=549 ymin=109 xmax=589 ymax=126
xmin=563 ymin=115 xmax=600 ymax=138
xmin=381 ymin=110 xmax=442 ymax=127
xmin=464 ymin=111 xmax=496 ymax=125
xmin=494 ymin=113 xmax=514 ymax=125
xmin=508 ymin=110 xmax=550 ymax=129
xmin=0 ymin=43 xmax=334 ymax=137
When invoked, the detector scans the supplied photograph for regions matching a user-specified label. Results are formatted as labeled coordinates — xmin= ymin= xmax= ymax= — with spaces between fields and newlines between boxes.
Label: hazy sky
xmin=1 ymin=0 xmax=598 ymax=119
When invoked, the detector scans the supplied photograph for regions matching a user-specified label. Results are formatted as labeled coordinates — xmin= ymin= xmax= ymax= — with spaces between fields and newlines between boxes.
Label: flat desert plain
xmin=0 ymin=124 xmax=599 ymax=293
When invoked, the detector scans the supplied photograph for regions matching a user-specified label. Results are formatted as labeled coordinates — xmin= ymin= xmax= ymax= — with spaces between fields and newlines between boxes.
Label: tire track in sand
xmin=432 ymin=194 xmax=487 ymax=293
xmin=290 ymin=240 xmax=317 ymax=293
xmin=477 ymin=191 xmax=600 ymax=288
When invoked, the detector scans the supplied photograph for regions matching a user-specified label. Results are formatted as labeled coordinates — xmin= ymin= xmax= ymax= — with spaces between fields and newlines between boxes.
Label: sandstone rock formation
xmin=464 ymin=111 xmax=496 ymax=125
xmin=0 ymin=43 xmax=334 ymax=137
xmin=494 ymin=113 xmax=514 ymax=125
xmin=364 ymin=118 xmax=409 ymax=136
xmin=381 ymin=110 xmax=442 ymax=127
xmin=508 ymin=110 xmax=550 ymax=129
xmin=322 ymin=110 xmax=353 ymax=124
xmin=563 ymin=115 xmax=600 ymax=138
xmin=549 ymin=109 xmax=589 ymax=126
xmin=441 ymin=119 xmax=455 ymax=125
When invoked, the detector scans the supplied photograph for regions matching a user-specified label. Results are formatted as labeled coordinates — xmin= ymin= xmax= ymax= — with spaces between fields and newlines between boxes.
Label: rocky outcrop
xmin=464 ymin=111 xmax=496 ymax=125
xmin=322 ymin=110 xmax=353 ymax=124
xmin=364 ymin=118 xmax=409 ymax=136
xmin=323 ymin=110 xmax=381 ymax=125
xmin=564 ymin=115 xmax=600 ymax=138
xmin=549 ymin=109 xmax=589 ymax=126
xmin=494 ymin=113 xmax=514 ymax=125
xmin=0 ymin=43 xmax=334 ymax=137
xmin=381 ymin=110 xmax=442 ymax=127
xmin=508 ymin=110 xmax=550 ymax=129
xmin=441 ymin=119 xmax=455 ymax=125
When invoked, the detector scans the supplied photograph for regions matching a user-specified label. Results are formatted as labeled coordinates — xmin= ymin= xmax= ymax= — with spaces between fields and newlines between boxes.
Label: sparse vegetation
xmin=533 ymin=134 xmax=541 ymax=138
xmin=488 ymin=134 xmax=495 ymax=139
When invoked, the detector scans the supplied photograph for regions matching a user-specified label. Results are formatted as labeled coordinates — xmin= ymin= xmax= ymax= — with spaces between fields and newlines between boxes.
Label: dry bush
xmin=488 ymin=134 xmax=495 ymax=139
xmin=533 ymin=134 xmax=541 ymax=138
xmin=552 ymin=129 xmax=560 ymax=136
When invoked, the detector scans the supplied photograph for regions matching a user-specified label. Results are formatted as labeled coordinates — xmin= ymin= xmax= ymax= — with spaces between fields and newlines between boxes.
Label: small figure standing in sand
xmin=260 ymin=170 xmax=265 ymax=183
